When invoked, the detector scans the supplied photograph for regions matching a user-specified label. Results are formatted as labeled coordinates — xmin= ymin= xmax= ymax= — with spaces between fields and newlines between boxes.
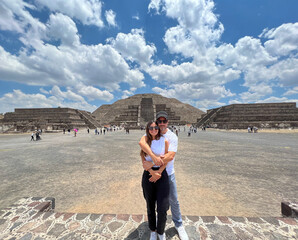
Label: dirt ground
xmin=0 ymin=128 xmax=297 ymax=217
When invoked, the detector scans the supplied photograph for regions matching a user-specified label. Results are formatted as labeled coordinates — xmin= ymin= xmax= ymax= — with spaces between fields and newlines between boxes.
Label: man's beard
xmin=159 ymin=125 xmax=167 ymax=133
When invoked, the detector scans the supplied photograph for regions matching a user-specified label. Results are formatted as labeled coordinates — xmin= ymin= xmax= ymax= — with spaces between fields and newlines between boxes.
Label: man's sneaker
xmin=150 ymin=231 xmax=157 ymax=240
xmin=158 ymin=233 xmax=166 ymax=240
xmin=175 ymin=225 xmax=189 ymax=240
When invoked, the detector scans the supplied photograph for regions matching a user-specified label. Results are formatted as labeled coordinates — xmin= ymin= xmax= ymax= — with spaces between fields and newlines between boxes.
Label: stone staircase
xmin=197 ymin=107 xmax=222 ymax=128
xmin=77 ymin=110 xmax=101 ymax=129
xmin=0 ymin=197 xmax=297 ymax=240
xmin=140 ymin=98 xmax=154 ymax=123
xmin=92 ymin=94 xmax=204 ymax=126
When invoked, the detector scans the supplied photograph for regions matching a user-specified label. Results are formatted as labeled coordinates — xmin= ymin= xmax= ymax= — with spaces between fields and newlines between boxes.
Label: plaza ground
xmin=0 ymin=128 xmax=297 ymax=217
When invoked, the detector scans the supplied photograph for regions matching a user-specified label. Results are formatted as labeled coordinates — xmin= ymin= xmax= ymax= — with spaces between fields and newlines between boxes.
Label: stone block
xmin=281 ymin=201 xmax=298 ymax=218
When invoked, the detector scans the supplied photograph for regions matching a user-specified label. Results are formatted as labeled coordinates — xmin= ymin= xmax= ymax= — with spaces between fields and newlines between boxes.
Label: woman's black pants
xmin=142 ymin=170 xmax=169 ymax=234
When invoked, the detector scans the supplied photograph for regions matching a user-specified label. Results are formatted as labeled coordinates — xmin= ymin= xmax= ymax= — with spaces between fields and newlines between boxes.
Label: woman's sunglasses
xmin=148 ymin=126 xmax=159 ymax=130
xmin=157 ymin=119 xmax=168 ymax=124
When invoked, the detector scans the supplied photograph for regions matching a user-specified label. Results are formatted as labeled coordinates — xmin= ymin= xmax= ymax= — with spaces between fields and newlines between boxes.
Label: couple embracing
xmin=139 ymin=111 xmax=188 ymax=240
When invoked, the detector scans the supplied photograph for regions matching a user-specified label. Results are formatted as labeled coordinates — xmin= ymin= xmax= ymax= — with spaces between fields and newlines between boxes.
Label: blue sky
xmin=0 ymin=0 xmax=297 ymax=113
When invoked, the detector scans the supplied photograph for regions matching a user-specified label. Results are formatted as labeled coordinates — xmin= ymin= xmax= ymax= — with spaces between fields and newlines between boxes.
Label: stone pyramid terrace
xmin=197 ymin=102 xmax=298 ymax=129
xmin=0 ymin=197 xmax=297 ymax=240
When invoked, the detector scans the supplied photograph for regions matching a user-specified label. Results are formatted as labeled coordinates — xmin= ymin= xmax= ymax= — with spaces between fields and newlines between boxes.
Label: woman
xmin=140 ymin=121 xmax=169 ymax=240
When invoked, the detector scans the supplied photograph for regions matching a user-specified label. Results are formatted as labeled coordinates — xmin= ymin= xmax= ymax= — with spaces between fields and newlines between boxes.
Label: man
xmin=139 ymin=111 xmax=189 ymax=240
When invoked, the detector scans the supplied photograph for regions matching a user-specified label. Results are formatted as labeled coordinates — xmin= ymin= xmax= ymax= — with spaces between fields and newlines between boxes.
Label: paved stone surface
xmin=0 ymin=197 xmax=297 ymax=240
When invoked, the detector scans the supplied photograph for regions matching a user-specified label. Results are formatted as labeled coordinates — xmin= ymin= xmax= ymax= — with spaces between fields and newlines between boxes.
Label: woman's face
xmin=148 ymin=122 xmax=159 ymax=137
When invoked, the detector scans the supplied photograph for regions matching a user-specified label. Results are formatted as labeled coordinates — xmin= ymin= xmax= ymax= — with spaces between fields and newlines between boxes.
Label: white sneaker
xmin=158 ymin=233 xmax=166 ymax=240
xmin=150 ymin=231 xmax=157 ymax=240
xmin=175 ymin=225 xmax=189 ymax=240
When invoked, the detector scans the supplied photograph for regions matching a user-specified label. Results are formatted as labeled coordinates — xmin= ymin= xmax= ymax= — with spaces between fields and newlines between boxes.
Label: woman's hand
xmin=143 ymin=161 xmax=153 ymax=171
xmin=149 ymin=171 xmax=161 ymax=183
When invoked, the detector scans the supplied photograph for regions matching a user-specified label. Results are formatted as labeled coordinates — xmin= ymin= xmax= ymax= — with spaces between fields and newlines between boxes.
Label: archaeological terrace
xmin=0 ymin=108 xmax=100 ymax=133
xmin=1 ymin=95 xmax=298 ymax=133
xmin=197 ymin=102 xmax=298 ymax=129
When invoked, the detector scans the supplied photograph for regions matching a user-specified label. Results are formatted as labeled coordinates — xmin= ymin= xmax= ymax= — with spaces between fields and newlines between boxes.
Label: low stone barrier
xmin=0 ymin=197 xmax=297 ymax=239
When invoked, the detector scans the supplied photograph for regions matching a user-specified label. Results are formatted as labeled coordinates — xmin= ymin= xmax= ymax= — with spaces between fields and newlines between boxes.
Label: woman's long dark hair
xmin=140 ymin=121 xmax=161 ymax=157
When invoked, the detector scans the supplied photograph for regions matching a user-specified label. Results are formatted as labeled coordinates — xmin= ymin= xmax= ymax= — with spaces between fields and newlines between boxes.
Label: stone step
xmin=0 ymin=197 xmax=297 ymax=240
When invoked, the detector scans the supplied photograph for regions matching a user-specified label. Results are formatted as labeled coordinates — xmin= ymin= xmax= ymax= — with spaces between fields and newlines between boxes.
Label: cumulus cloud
xmin=147 ymin=1 xmax=298 ymax=110
xmin=261 ymin=23 xmax=298 ymax=56
xmin=0 ymin=89 xmax=98 ymax=113
xmin=35 ymin=0 xmax=104 ymax=28
xmin=257 ymin=96 xmax=298 ymax=105
xmin=107 ymin=29 xmax=156 ymax=67
xmin=283 ymin=87 xmax=298 ymax=96
xmin=148 ymin=0 xmax=163 ymax=13
xmin=105 ymin=10 xmax=117 ymax=27
xmin=0 ymin=0 xmax=39 ymax=33
xmin=46 ymin=13 xmax=80 ymax=46
xmin=0 ymin=20 xmax=145 ymax=91
xmin=148 ymin=61 xmax=240 ymax=85
xmin=39 ymin=88 xmax=49 ymax=94
xmin=76 ymin=85 xmax=114 ymax=101
xmin=50 ymin=86 xmax=85 ymax=102
xmin=160 ymin=0 xmax=224 ymax=58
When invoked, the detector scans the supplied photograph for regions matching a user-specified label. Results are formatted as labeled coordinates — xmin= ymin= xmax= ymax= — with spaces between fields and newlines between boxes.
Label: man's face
xmin=157 ymin=117 xmax=168 ymax=132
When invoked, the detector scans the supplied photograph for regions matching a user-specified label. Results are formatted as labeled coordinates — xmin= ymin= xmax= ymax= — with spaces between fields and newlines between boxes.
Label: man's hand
xmin=149 ymin=171 xmax=161 ymax=182
xmin=152 ymin=155 xmax=164 ymax=166
xmin=143 ymin=160 xmax=153 ymax=171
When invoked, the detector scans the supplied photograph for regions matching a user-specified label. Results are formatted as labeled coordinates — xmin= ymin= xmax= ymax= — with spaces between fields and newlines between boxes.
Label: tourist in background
xmin=139 ymin=111 xmax=189 ymax=240
xmin=140 ymin=121 xmax=169 ymax=240
xmin=30 ymin=132 xmax=34 ymax=141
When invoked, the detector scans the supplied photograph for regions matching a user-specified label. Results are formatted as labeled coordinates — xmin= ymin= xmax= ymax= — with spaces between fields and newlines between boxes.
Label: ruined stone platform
xmin=0 ymin=197 xmax=297 ymax=240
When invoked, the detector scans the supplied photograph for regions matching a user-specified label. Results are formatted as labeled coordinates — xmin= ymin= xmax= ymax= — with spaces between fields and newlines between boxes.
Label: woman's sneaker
xmin=175 ymin=225 xmax=189 ymax=240
xmin=150 ymin=231 xmax=157 ymax=240
xmin=158 ymin=233 xmax=166 ymax=240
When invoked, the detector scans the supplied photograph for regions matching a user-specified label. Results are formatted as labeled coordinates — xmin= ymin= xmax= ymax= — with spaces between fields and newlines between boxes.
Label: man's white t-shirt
xmin=163 ymin=129 xmax=178 ymax=176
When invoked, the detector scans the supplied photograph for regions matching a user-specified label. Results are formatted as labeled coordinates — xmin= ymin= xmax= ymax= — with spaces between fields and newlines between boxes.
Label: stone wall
xmin=0 ymin=108 xmax=100 ymax=133
xmin=198 ymin=102 xmax=298 ymax=129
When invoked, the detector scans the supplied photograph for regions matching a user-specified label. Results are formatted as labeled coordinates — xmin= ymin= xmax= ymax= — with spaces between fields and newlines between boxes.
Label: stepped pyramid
xmin=197 ymin=102 xmax=298 ymax=129
xmin=92 ymin=94 xmax=205 ymax=126
xmin=0 ymin=108 xmax=101 ymax=133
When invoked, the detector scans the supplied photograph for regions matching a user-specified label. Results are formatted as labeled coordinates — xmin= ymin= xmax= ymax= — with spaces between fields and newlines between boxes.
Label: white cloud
xmin=121 ymin=90 xmax=134 ymax=99
xmin=0 ymin=32 xmax=145 ymax=91
xmin=35 ymin=0 xmax=104 ymax=28
xmin=147 ymin=61 xmax=240 ymax=85
xmin=147 ymin=1 xmax=298 ymax=110
xmin=105 ymin=10 xmax=117 ymax=27
xmin=261 ymin=23 xmax=298 ymax=56
xmin=153 ymin=83 xmax=234 ymax=103
xmin=0 ymin=89 xmax=98 ymax=113
xmin=132 ymin=14 xmax=140 ymax=20
xmin=39 ymin=88 xmax=49 ymax=94
xmin=270 ymin=58 xmax=298 ymax=87
xmin=0 ymin=0 xmax=46 ymax=49
xmin=50 ymin=86 xmax=85 ymax=102
xmin=161 ymin=0 xmax=224 ymax=58
xmin=283 ymin=86 xmax=298 ymax=96
xmin=257 ymin=96 xmax=298 ymax=105
xmin=76 ymin=85 xmax=114 ymax=101
xmin=0 ymin=0 xmax=38 ymax=33
xmin=148 ymin=0 xmax=163 ymax=13
xmin=107 ymin=29 xmax=156 ymax=67
xmin=46 ymin=13 xmax=80 ymax=46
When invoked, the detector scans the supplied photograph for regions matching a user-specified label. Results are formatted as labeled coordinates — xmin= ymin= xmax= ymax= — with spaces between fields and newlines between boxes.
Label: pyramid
xmin=92 ymin=93 xmax=205 ymax=126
